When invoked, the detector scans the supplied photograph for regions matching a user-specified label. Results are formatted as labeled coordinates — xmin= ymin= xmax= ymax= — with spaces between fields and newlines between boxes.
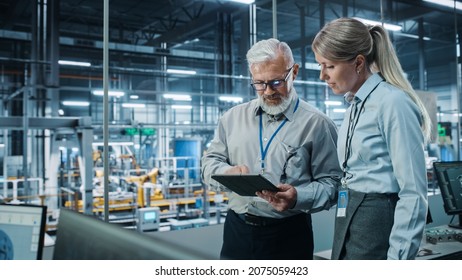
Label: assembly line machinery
xmin=0 ymin=116 xmax=228 ymax=232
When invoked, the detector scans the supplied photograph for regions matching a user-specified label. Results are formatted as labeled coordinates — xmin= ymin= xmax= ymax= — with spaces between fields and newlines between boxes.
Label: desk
xmin=417 ymin=225 xmax=462 ymax=260
xmin=314 ymin=225 xmax=462 ymax=260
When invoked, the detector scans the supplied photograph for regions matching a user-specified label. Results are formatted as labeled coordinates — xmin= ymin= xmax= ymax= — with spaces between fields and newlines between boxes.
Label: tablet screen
xmin=211 ymin=174 xmax=279 ymax=196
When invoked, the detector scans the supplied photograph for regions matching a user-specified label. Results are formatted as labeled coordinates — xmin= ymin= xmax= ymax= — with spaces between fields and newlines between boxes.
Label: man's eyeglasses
xmin=251 ymin=64 xmax=295 ymax=91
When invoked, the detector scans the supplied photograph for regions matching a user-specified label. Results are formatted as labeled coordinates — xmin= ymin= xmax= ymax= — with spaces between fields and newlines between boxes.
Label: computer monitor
xmin=136 ymin=207 xmax=160 ymax=232
xmin=53 ymin=209 xmax=213 ymax=260
xmin=0 ymin=203 xmax=47 ymax=260
xmin=433 ymin=161 xmax=462 ymax=228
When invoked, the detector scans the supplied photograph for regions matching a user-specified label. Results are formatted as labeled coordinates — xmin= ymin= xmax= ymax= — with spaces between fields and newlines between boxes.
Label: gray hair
xmin=246 ymin=38 xmax=294 ymax=69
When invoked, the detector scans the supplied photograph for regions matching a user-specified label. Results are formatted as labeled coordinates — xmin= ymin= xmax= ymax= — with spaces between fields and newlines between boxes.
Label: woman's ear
xmin=355 ymin=55 xmax=366 ymax=72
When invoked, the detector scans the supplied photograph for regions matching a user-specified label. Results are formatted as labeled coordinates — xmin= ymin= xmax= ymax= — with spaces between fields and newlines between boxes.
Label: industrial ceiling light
xmin=62 ymin=101 xmax=90 ymax=106
xmin=172 ymin=105 xmax=192 ymax=110
xmin=129 ymin=95 xmax=139 ymax=99
xmin=163 ymin=93 xmax=192 ymax=101
xmin=353 ymin=17 xmax=402 ymax=31
xmin=92 ymin=90 xmax=125 ymax=97
xmin=92 ymin=142 xmax=134 ymax=146
xmin=394 ymin=32 xmax=430 ymax=41
xmin=166 ymin=69 xmax=197 ymax=75
xmin=228 ymin=0 xmax=255 ymax=4
xmin=423 ymin=0 xmax=462 ymax=11
xmin=58 ymin=60 xmax=91 ymax=67
xmin=218 ymin=96 xmax=243 ymax=103
xmin=324 ymin=100 xmax=343 ymax=106
xmin=172 ymin=38 xmax=200 ymax=49
xmin=122 ymin=103 xmax=146 ymax=108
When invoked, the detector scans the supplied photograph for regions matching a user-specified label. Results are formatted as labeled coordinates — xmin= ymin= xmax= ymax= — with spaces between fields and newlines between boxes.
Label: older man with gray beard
xmin=201 ymin=38 xmax=342 ymax=260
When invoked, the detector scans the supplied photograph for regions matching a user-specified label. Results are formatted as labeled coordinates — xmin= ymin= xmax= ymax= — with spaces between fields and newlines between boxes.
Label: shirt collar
xmin=344 ymin=73 xmax=385 ymax=104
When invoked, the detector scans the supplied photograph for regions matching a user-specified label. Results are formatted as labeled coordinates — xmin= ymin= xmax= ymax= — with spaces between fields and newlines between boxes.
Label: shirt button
xmin=264 ymin=137 xmax=268 ymax=141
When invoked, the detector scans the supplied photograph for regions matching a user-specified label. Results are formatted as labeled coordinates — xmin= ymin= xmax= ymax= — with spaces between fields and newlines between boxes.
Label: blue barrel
xmin=173 ymin=138 xmax=201 ymax=182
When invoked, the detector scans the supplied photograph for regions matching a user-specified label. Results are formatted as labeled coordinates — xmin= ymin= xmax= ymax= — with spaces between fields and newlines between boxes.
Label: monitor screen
xmin=433 ymin=161 xmax=462 ymax=228
xmin=144 ymin=211 xmax=156 ymax=220
xmin=0 ymin=204 xmax=47 ymax=260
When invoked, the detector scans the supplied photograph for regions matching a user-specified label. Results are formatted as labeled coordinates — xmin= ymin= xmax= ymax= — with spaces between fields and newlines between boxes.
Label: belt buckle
xmin=244 ymin=213 xmax=263 ymax=226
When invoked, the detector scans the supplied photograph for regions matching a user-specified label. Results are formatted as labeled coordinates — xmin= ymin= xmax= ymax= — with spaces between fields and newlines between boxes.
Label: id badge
xmin=337 ymin=189 xmax=348 ymax=217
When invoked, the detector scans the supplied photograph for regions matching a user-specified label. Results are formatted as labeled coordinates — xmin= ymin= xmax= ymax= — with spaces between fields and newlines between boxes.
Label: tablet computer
xmin=211 ymin=174 xmax=279 ymax=196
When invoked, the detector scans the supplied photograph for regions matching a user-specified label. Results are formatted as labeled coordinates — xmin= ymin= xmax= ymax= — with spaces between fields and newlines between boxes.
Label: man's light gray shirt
xmin=201 ymin=90 xmax=342 ymax=218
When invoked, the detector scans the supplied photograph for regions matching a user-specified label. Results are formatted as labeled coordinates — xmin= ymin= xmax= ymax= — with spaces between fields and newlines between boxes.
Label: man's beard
xmin=258 ymin=90 xmax=293 ymax=115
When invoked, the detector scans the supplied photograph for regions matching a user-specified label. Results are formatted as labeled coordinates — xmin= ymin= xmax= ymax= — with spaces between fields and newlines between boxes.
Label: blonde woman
xmin=312 ymin=17 xmax=431 ymax=260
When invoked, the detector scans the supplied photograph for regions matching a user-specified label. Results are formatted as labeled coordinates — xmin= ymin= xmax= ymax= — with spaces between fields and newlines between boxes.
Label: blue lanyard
xmin=259 ymin=98 xmax=299 ymax=173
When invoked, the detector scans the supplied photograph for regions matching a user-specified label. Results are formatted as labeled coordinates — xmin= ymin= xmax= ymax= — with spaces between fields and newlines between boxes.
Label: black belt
xmin=363 ymin=192 xmax=399 ymax=200
xmin=234 ymin=211 xmax=298 ymax=227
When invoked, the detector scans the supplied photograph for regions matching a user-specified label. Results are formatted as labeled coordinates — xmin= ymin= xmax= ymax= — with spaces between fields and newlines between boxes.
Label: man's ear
xmin=292 ymin=63 xmax=300 ymax=80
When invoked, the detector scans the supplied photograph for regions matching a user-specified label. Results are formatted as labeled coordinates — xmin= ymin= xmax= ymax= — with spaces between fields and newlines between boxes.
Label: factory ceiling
xmin=0 ymin=0 xmax=461 ymax=117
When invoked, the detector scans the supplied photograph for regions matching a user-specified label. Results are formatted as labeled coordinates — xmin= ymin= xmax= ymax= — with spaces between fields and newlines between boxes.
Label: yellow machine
xmin=92 ymin=150 xmax=102 ymax=166
xmin=124 ymin=167 xmax=162 ymax=207
xmin=119 ymin=154 xmax=140 ymax=170
xmin=63 ymin=165 xmax=229 ymax=214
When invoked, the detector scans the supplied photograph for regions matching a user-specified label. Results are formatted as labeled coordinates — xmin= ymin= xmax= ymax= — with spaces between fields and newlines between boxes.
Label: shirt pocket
xmin=280 ymin=142 xmax=311 ymax=185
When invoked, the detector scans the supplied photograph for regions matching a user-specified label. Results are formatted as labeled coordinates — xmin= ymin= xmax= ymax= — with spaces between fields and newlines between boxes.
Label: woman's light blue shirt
xmin=337 ymin=73 xmax=428 ymax=260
